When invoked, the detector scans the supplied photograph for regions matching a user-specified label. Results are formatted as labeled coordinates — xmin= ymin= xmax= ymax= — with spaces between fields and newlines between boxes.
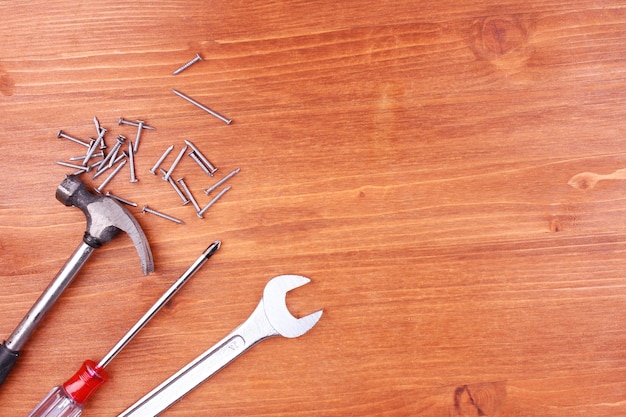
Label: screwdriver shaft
xmin=98 ymin=241 xmax=221 ymax=368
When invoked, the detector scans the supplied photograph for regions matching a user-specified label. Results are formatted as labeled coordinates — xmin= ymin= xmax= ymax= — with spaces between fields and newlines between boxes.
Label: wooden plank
xmin=0 ymin=1 xmax=625 ymax=415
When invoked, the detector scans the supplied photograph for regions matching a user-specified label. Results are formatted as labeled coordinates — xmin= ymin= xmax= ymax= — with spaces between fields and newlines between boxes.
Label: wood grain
xmin=1 ymin=1 xmax=626 ymax=415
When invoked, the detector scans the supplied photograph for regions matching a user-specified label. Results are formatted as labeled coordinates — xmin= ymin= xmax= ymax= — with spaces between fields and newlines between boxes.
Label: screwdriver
xmin=28 ymin=241 xmax=221 ymax=417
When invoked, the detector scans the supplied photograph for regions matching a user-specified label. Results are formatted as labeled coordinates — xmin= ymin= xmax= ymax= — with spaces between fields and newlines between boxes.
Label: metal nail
xmin=119 ymin=117 xmax=155 ymax=130
xmin=82 ymin=137 xmax=101 ymax=166
xmin=133 ymin=120 xmax=144 ymax=153
xmin=185 ymin=141 xmax=216 ymax=170
xmin=128 ymin=142 xmax=138 ymax=183
xmin=188 ymin=152 xmax=212 ymax=176
xmin=69 ymin=159 xmax=102 ymax=176
xmin=97 ymin=127 xmax=108 ymax=149
xmin=184 ymin=140 xmax=218 ymax=175
xmin=150 ymin=145 xmax=175 ymax=175
xmin=56 ymin=161 xmax=91 ymax=172
xmin=173 ymin=53 xmax=203 ymax=75
xmin=105 ymin=191 xmax=138 ymax=207
xmin=197 ymin=185 xmax=231 ymax=218
xmin=172 ymin=89 xmax=232 ymax=125
xmin=93 ymin=151 xmax=127 ymax=179
xmin=69 ymin=152 xmax=104 ymax=161
xmin=114 ymin=151 xmax=128 ymax=164
xmin=108 ymin=135 xmax=126 ymax=168
xmin=98 ymin=135 xmax=125 ymax=172
xmin=57 ymin=130 xmax=90 ymax=147
xmin=162 ymin=145 xmax=187 ymax=182
xmin=71 ymin=169 xmax=87 ymax=176
xmin=204 ymin=168 xmax=240 ymax=195
xmin=176 ymin=178 xmax=201 ymax=212
xmin=160 ymin=169 xmax=190 ymax=205
xmin=95 ymin=159 xmax=127 ymax=194
xmin=93 ymin=116 xmax=101 ymax=135
xmin=89 ymin=160 xmax=103 ymax=170
xmin=142 ymin=205 xmax=185 ymax=225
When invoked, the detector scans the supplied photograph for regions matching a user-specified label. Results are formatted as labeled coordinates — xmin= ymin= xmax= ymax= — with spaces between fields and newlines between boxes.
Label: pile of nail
xmin=56 ymin=116 xmax=239 ymax=225
xmin=56 ymin=117 xmax=149 ymax=190
xmin=54 ymin=53 xmax=239 ymax=224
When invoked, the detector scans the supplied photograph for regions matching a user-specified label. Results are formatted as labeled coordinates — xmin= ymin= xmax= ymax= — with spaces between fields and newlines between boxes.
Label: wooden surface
xmin=1 ymin=1 xmax=626 ymax=415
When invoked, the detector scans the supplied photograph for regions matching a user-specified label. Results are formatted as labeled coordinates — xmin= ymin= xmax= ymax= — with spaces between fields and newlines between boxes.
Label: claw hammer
xmin=0 ymin=175 xmax=154 ymax=386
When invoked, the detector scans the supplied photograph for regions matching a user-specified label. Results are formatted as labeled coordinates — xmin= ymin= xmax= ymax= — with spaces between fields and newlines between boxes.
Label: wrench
xmin=118 ymin=274 xmax=323 ymax=417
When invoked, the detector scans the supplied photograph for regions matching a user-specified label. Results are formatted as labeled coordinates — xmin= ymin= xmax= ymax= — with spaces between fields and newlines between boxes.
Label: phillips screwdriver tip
xmin=205 ymin=241 xmax=221 ymax=257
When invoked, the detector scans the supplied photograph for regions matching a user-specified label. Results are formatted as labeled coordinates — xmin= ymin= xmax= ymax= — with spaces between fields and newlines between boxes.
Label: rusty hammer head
xmin=55 ymin=175 xmax=154 ymax=275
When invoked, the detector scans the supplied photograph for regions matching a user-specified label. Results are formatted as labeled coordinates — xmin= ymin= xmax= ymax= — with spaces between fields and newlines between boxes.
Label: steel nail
xmin=108 ymin=135 xmax=126 ymax=168
xmin=93 ymin=151 xmax=127 ymax=179
xmin=119 ymin=117 xmax=156 ymax=130
xmin=95 ymin=159 xmax=127 ymax=194
xmin=142 ymin=205 xmax=185 ymax=225
xmin=57 ymin=130 xmax=90 ymax=147
xmin=160 ymin=169 xmax=190 ymax=205
xmin=69 ymin=152 xmax=104 ymax=161
xmin=204 ymin=168 xmax=240 ymax=195
xmin=93 ymin=116 xmax=101 ymax=135
xmin=82 ymin=137 xmax=101 ymax=166
xmin=98 ymin=135 xmax=125 ymax=172
xmin=173 ymin=53 xmax=203 ymax=75
xmin=56 ymin=161 xmax=90 ymax=172
xmin=184 ymin=140 xmax=218 ymax=175
xmin=105 ymin=191 xmax=138 ymax=207
xmin=98 ymin=127 xmax=108 ymax=149
xmin=172 ymin=89 xmax=232 ymax=125
xmin=188 ymin=152 xmax=212 ymax=176
xmin=162 ymin=145 xmax=187 ymax=182
xmin=89 ymin=160 xmax=103 ymax=170
xmin=150 ymin=145 xmax=175 ymax=174
xmin=176 ymin=178 xmax=201 ymax=212
xmin=128 ymin=142 xmax=138 ymax=183
xmin=133 ymin=120 xmax=144 ymax=153
xmin=70 ymin=169 xmax=87 ymax=176
xmin=197 ymin=185 xmax=231 ymax=218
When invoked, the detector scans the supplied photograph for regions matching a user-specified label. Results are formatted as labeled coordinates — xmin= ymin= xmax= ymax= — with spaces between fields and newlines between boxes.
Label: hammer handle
xmin=0 ymin=241 xmax=96 ymax=386
xmin=0 ymin=342 xmax=19 ymax=386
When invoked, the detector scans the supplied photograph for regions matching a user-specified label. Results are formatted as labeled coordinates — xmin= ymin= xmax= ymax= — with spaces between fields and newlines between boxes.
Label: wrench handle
xmin=118 ymin=302 xmax=277 ymax=417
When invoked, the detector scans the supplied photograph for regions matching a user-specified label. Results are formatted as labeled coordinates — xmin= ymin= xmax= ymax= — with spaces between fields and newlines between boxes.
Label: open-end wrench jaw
xmin=263 ymin=275 xmax=323 ymax=338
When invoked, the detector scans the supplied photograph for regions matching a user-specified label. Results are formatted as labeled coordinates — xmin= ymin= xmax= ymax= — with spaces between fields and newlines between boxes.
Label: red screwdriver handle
xmin=62 ymin=360 xmax=109 ymax=404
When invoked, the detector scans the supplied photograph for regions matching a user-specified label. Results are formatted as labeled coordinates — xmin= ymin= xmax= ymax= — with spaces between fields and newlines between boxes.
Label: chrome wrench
xmin=118 ymin=274 xmax=323 ymax=417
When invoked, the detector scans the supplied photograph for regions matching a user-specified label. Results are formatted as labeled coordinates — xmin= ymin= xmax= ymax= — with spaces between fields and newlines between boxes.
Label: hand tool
xmin=28 ymin=241 xmax=221 ymax=417
xmin=118 ymin=274 xmax=323 ymax=417
xmin=0 ymin=175 xmax=154 ymax=386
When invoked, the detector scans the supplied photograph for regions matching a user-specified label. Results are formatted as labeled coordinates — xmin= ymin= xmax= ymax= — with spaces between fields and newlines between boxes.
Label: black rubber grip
xmin=0 ymin=341 xmax=19 ymax=386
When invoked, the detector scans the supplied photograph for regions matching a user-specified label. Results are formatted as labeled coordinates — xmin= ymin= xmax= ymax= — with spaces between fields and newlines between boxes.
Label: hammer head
xmin=56 ymin=175 xmax=154 ymax=275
